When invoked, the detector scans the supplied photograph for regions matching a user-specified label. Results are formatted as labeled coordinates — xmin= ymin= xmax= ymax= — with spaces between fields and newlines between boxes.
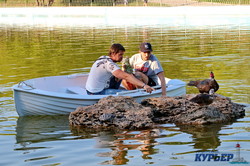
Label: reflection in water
xmin=176 ymin=123 xmax=231 ymax=151
xmin=16 ymin=115 xmax=70 ymax=145
xmin=70 ymin=123 xmax=229 ymax=164
xmin=70 ymin=126 xmax=161 ymax=165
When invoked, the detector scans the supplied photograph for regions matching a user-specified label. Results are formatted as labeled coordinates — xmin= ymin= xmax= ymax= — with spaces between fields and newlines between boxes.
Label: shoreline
xmin=1 ymin=6 xmax=250 ymax=15
xmin=1 ymin=6 xmax=250 ymax=28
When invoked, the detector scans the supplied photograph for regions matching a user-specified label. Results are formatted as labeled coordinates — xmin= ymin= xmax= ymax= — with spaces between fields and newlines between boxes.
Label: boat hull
xmin=13 ymin=74 xmax=186 ymax=116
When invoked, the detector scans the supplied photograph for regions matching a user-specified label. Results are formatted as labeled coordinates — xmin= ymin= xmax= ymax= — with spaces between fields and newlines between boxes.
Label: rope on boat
xmin=18 ymin=81 xmax=35 ymax=90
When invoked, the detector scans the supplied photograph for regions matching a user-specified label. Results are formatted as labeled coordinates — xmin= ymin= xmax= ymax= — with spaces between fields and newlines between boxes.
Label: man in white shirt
xmin=86 ymin=43 xmax=155 ymax=95
xmin=129 ymin=42 xmax=167 ymax=96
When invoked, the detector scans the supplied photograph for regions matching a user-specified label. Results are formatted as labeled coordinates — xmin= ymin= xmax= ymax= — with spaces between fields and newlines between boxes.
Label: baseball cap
xmin=140 ymin=42 xmax=153 ymax=52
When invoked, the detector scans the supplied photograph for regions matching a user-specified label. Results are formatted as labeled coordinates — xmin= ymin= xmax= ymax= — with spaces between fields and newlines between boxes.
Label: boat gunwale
xmin=13 ymin=85 xmax=165 ymax=100
xmin=12 ymin=74 xmax=186 ymax=100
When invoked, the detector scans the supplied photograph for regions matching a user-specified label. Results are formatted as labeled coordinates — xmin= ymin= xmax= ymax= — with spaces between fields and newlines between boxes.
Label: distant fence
xmin=0 ymin=0 xmax=250 ymax=7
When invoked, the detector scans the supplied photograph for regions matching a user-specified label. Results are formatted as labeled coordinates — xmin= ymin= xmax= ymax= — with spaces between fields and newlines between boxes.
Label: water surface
xmin=0 ymin=22 xmax=249 ymax=165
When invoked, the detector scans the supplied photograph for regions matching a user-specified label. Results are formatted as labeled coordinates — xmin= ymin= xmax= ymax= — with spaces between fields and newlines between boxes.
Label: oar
xmin=116 ymin=85 xmax=163 ymax=95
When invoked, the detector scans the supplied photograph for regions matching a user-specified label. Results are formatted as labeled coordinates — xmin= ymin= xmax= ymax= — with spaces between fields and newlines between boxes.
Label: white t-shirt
xmin=129 ymin=53 xmax=163 ymax=84
xmin=86 ymin=56 xmax=120 ymax=93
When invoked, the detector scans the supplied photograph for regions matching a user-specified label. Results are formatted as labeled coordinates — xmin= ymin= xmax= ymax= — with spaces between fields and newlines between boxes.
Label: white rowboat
xmin=13 ymin=74 xmax=186 ymax=116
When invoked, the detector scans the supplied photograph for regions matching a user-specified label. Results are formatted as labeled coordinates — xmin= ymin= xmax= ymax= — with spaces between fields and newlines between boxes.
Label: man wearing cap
xmin=86 ymin=43 xmax=155 ymax=95
xmin=128 ymin=42 xmax=167 ymax=96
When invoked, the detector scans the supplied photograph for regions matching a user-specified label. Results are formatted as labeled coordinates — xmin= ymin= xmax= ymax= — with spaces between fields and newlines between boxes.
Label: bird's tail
xmin=187 ymin=81 xmax=199 ymax=86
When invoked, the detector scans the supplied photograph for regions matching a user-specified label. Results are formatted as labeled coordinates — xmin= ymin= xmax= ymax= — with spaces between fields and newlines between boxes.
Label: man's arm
xmin=157 ymin=71 xmax=167 ymax=97
xmin=113 ymin=69 xmax=154 ymax=93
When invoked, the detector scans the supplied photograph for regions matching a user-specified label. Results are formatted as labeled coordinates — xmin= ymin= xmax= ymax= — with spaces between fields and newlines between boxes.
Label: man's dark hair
xmin=108 ymin=43 xmax=125 ymax=56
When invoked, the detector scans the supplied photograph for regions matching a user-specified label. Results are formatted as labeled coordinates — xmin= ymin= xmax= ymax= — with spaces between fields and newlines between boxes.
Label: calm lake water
xmin=0 ymin=18 xmax=250 ymax=165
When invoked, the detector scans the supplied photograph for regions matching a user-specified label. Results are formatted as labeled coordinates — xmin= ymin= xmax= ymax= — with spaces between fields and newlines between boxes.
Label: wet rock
xmin=69 ymin=96 xmax=154 ymax=129
xmin=69 ymin=94 xmax=246 ymax=129
xmin=141 ymin=94 xmax=245 ymax=125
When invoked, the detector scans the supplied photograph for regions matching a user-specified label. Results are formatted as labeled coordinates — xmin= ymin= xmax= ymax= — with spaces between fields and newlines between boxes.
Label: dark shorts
xmin=87 ymin=76 xmax=124 ymax=95
xmin=147 ymin=76 xmax=156 ymax=86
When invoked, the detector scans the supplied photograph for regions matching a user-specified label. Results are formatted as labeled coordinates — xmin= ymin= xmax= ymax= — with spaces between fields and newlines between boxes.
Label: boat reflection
xmin=16 ymin=115 xmax=70 ymax=146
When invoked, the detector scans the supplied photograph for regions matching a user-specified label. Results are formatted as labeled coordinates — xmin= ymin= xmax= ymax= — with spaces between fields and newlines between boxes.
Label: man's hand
xmin=143 ymin=85 xmax=155 ymax=93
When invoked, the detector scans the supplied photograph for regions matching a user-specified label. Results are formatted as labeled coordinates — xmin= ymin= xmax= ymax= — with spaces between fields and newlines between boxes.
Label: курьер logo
xmin=194 ymin=143 xmax=249 ymax=164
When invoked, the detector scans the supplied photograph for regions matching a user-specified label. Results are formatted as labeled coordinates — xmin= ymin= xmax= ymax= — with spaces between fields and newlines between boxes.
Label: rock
xmin=69 ymin=96 xmax=154 ymax=129
xmin=69 ymin=94 xmax=246 ymax=129
xmin=141 ymin=94 xmax=245 ymax=125
xmin=189 ymin=93 xmax=214 ymax=106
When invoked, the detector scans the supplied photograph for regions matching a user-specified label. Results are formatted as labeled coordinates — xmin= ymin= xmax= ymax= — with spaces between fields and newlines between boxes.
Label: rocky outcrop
xmin=142 ymin=94 xmax=245 ymax=125
xmin=69 ymin=94 xmax=246 ymax=129
xmin=69 ymin=96 xmax=154 ymax=130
